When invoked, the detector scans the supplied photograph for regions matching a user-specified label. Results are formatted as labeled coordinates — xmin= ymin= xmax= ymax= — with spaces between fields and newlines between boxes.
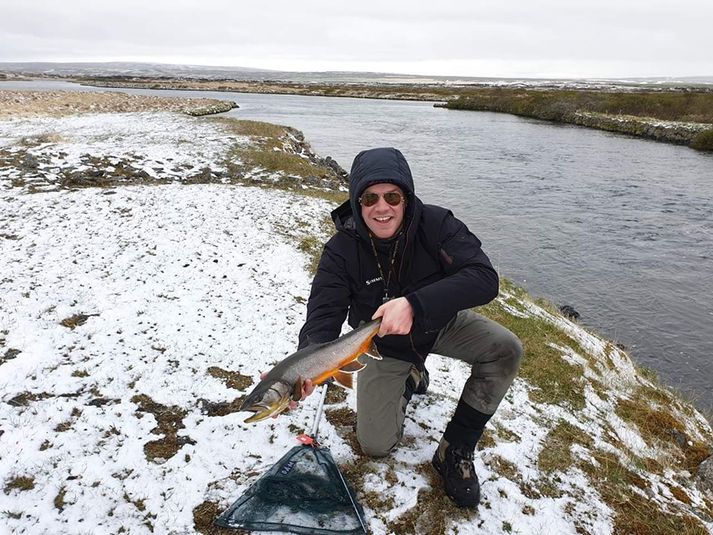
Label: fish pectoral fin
xmin=333 ymin=371 xmax=354 ymax=389
xmin=364 ymin=340 xmax=382 ymax=360
xmin=291 ymin=376 xmax=304 ymax=402
xmin=340 ymin=359 xmax=366 ymax=373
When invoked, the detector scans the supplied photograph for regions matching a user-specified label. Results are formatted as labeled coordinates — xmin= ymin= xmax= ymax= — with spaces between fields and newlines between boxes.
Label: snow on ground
xmin=0 ymin=112 xmax=248 ymax=191
xmin=0 ymin=182 xmax=332 ymax=534
xmin=1 ymin=109 xmax=711 ymax=534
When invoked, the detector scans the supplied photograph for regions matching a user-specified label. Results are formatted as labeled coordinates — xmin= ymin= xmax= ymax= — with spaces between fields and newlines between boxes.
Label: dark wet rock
xmin=324 ymin=156 xmax=348 ymax=179
xmin=697 ymin=455 xmax=713 ymax=493
xmin=559 ymin=305 xmax=580 ymax=320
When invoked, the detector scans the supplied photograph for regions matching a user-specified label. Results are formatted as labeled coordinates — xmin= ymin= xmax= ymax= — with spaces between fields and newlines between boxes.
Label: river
xmin=3 ymin=80 xmax=712 ymax=415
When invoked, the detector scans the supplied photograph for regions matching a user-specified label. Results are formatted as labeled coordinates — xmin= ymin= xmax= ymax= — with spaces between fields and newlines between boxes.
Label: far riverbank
xmin=69 ymin=76 xmax=713 ymax=152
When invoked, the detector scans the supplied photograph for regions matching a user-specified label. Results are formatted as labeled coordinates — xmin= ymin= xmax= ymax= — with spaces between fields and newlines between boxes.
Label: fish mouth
xmin=241 ymin=398 xmax=291 ymax=423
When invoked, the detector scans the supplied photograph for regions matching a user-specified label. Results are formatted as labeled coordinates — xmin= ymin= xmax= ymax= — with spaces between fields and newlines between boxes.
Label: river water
xmin=3 ymin=81 xmax=712 ymax=415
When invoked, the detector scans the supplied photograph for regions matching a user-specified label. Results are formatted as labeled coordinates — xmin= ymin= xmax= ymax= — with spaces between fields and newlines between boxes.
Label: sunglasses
xmin=358 ymin=191 xmax=405 ymax=207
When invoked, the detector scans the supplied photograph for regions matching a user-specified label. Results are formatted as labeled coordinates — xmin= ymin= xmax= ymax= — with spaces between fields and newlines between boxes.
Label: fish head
xmin=240 ymin=379 xmax=293 ymax=423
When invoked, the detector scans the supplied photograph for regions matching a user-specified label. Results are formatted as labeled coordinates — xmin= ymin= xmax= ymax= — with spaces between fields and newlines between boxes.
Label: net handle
xmin=309 ymin=382 xmax=329 ymax=441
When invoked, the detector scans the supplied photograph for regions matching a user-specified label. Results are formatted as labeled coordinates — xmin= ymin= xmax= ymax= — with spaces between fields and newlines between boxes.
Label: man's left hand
xmin=372 ymin=297 xmax=414 ymax=337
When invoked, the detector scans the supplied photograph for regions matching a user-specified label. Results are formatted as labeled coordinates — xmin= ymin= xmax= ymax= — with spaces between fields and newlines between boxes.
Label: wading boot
xmin=432 ymin=438 xmax=480 ymax=508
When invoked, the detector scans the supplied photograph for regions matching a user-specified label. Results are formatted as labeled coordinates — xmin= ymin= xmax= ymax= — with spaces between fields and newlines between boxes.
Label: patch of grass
xmin=477 ymin=429 xmax=497 ymax=450
xmin=538 ymin=419 xmax=594 ymax=473
xmin=477 ymin=298 xmax=588 ymax=410
xmin=71 ymin=369 xmax=89 ymax=378
xmin=691 ymin=129 xmax=713 ymax=151
xmin=59 ymin=313 xmax=97 ymax=329
xmin=669 ymin=485 xmax=692 ymax=505
xmin=193 ymin=500 xmax=234 ymax=535
xmin=217 ymin=117 xmax=349 ymax=202
xmin=444 ymin=88 xmax=713 ymax=150
xmin=325 ymin=386 xmax=348 ymax=405
xmin=197 ymin=397 xmax=245 ymax=417
xmin=4 ymin=476 xmax=35 ymax=494
xmin=299 ymin=233 xmax=327 ymax=276
xmin=219 ymin=118 xmax=286 ymax=138
xmin=206 ymin=366 xmax=253 ymax=390
xmin=131 ymin=394 xmax=195 ymax=462
xmin=493 ymin=423 xmax=521 ymax=443
xmin=576 ymin=449 xmax=711 ymax=534
xmin=615 ymin=397 xmax=712 ymax=471
xmin=384 ymin=463 xmax=471 ymax=534
xmin=325 ymin=406 xmax=357 ymax=429
xmin=488 ymin=454 xmax=520 ymax=482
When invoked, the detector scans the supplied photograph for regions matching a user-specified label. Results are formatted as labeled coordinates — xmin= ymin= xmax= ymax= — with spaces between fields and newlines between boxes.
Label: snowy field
xmin=1 ymin=107 xmax=711 ymax=534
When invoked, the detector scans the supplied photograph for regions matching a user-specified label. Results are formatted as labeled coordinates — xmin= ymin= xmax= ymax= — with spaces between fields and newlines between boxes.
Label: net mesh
xmin=215 ymin=444 xmax=367 ymax=534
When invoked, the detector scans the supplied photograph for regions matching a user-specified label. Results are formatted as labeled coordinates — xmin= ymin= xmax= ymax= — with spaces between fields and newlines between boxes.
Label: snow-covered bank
xmin=1 ymin=100 xmax=712 ymax=534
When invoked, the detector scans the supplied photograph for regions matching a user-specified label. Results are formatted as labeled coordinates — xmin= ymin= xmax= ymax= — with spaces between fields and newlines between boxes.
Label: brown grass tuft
xmin=131 ymin=394 xmax=195 ymax=462
xmin=4 ymin=476 xmax=35 ymax=494
xmin=207 ymin=367 xmax=253 ymax=390
xmin=193 ymin=501 xmax=237 ymax=535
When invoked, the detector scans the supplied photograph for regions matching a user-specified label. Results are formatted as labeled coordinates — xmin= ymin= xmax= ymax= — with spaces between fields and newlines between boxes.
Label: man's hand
xmin=372 ymin=296 xmax=414 ymax=337
xmin=259 ymin=372 xmax=315 ymax=415
xmin=289 ymin=378 xmax=315 ymax=410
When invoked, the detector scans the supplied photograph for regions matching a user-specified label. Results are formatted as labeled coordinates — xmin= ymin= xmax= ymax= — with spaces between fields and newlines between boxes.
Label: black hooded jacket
xmin=297 ymin=147 xmax=499 ymax=367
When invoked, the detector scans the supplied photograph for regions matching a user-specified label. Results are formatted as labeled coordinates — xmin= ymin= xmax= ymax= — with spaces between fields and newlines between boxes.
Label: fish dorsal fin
xmin=333 ymin=371 xmax=354 ymax=389
xmin=364 ymin=340 xmax=382 ymax=360
xmin=340 ymin=359 xmax=366 ymax=373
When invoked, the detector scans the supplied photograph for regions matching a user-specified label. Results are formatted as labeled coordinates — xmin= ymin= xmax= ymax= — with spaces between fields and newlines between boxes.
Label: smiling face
xmin=360 ymin=183 xmax=406 ymax=239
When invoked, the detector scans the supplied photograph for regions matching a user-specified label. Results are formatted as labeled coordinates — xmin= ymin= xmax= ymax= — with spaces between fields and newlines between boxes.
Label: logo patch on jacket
xmin=365 ymin=277 xmax=382 ymax=286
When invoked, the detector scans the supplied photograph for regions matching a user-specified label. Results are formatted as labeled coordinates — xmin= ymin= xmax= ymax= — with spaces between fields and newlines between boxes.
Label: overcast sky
xmin=1 ymin=0 xmax=711 ymax=78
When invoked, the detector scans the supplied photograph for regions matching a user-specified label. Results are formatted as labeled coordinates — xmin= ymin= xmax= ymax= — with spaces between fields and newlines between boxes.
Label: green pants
xmin=356 ymin=310 xmax=522 ymax=457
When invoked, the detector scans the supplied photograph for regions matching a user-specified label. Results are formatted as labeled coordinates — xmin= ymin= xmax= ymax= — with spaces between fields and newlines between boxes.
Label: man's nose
xmin=374 ymin=197 xmax=390 ymax=209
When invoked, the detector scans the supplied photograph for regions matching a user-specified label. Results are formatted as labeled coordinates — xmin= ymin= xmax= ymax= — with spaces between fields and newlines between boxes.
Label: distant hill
xmin=1 ymin=61 xmax=712 ymax=88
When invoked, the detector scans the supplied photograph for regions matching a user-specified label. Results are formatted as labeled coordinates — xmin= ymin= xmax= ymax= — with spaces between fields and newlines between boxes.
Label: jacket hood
xmin=340 ymin=147 xmax=416 ymax=241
